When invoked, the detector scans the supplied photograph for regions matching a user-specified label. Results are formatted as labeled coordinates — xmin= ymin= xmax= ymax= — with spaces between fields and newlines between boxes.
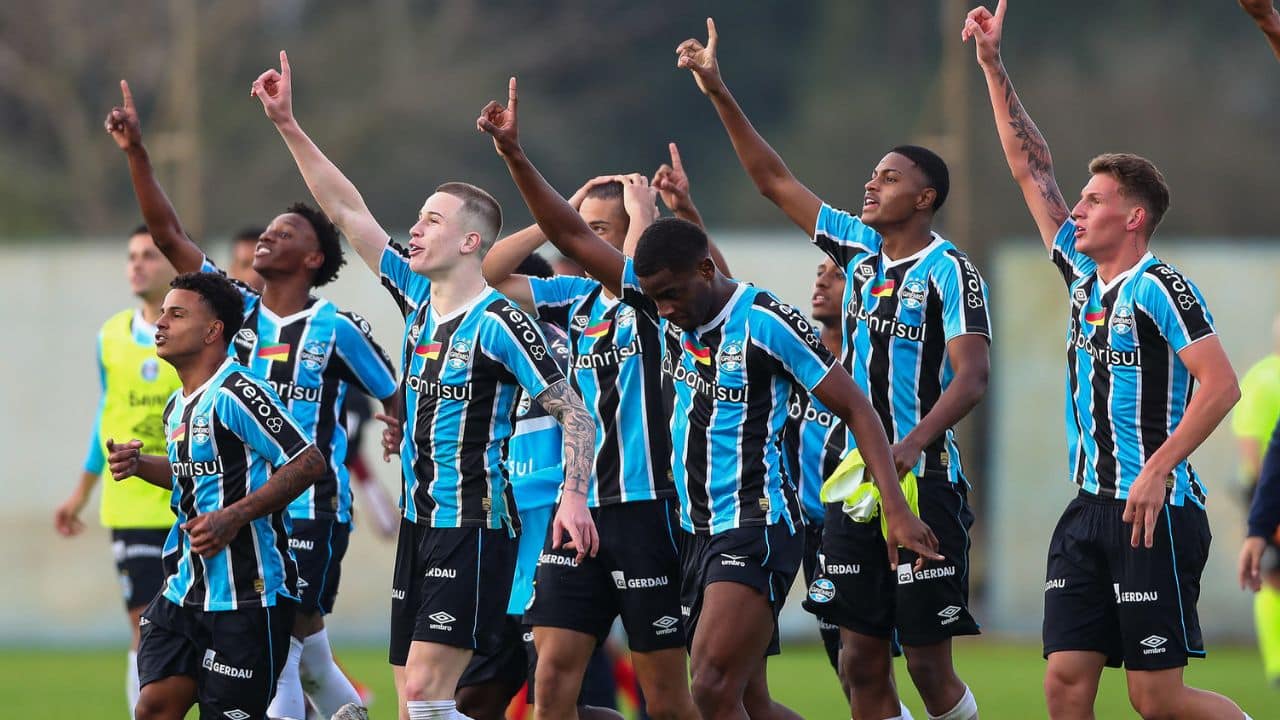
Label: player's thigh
xmin=895 ymin=478 xmax=980 ymax=646
xmin=690 ymin=581 xmax=776 ymax=680
xmin=631 ymin=646 xmax=692 ymax=700
xmin=404 ymin=640 xmax=474 ymax=699
xmin=609 ymin=499 xmax=685 ymax=653
xmin=134 ymin=674 xmax=197 ymax=720
xmin=1042 ymin=496 xmax=1122 ymax=665
xmin=198 ymin=602 xmax=294 ymax=720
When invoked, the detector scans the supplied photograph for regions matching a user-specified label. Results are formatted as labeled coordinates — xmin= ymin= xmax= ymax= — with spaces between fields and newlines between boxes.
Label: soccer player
xmin=1241 ymin=0 xmax=1280 ymax=61
xmin=478 ymin=158 xmax=717 ymax=720
xmin=678 ymin=18 xmax=991 ymax=720
xmin=965 ymin=2 xmax=1251 ymax=718
xmin=251 ymin=52 xmax=600 ymax=720
xmin=106 ymin=79 xmax=398 ymax=720
xmin=106 ymin=271 xmax=327 ymax=720
xmin=228 ymin=227 xmax=267 ymax=292
xmin=54 ymin=225 xmax=180 ymax=717
xmin=478 ymin=77 xmax=940 ymax=720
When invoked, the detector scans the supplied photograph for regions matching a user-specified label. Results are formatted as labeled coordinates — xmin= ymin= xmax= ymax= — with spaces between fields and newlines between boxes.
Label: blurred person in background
xmin=55 ymin=224 xmax=180 ymax=718
xmin=227 ymin=226 xmax=267 ymax=293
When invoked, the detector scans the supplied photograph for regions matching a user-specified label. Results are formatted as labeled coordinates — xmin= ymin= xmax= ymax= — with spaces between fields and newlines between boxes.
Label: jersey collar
xmin=881 ymin=234 xmax=944 ymax=269
xmin=430 ymin=285 xmax=493 ymax=325
xmin=695 ymin=282 xmax=748 ymax=336
xmin=1096 ymin=252 xmax=1154 ymax=295
xmin=179 ymin=357 xmax=233 ymax=404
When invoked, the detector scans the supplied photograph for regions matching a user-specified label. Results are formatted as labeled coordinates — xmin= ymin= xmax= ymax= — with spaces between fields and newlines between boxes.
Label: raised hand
xmin=961 ymin=0 xmax=1007 ymax=68
xmin=477 ymin=77 xmax=521 ymax=158
xmin=676 ymin=17 xmax=724 ymax=96
xmin=250 ymin=50 xmax=295 ymax=126
xmin=1241 ymin=0 xmax=1278 ymax=20
xmin=652 ymin=142 xmax=693 ymax=213
xmin=106 ymin=438 xmax=144 ymax=480
xmin=616 ymin=173 xmax=658 ymax=224
xmin=104 ymin=80 xmax=143 ymax=151
xmin=568 ymin=175 xmax=622 ymax=210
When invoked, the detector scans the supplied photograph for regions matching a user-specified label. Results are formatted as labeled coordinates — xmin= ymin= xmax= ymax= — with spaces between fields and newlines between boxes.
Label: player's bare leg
xmin=903 ymin=639 xmax=969 ymax=717
xmin=840 ymin=630 xmax=899 ymax=719
xmin=403 ymin=641 xmax=473 ymax=718
xmin=742 ymin=658 xmax=802 ymax=720
xmin=1125 ymin=667 xmax=1249 ymax=719
xmin=531 ymin=626 xmax=595 ymax=719
xmin=629 ymin=647 xmax=699 ymax=719
xmin=1044 ymin=651 xmax=1104 ymax=720
xmin=690 ymin=581 xmax=792 ymax=720
xmin=133 ymin=675 xmax=197 ymax=720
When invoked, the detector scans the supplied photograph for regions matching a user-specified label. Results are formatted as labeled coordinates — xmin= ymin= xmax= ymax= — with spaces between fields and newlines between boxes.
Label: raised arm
xmin=478 ymin=78 xmax=627 ymax=295
xmin=105 ymin=80 xmax=204 ymax=273
xmin=1241 ymin=0 xmax=1280 ymax=61
xmin=652 ymin=142 xmax=732 ymax=277
xmin=677 ymin=18 xmax=822 ymax=237
xmin=251 ymin=51 xmax=391 ymax=273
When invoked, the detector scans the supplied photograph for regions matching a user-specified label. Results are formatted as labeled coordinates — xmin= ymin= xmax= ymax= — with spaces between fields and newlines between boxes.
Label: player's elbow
xmin=298 ymin=446 xmax=328 ymax=487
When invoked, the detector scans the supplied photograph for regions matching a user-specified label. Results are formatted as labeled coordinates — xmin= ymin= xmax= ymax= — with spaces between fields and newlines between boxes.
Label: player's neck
xmin=260 ymin=275 xmax=313 ymax=317
xmin=174 ymin=350 xmax=227 ymax=397
xmin=427 ymin=266 xmax=488 ymax=317
xmin=700 ymin=274 xmax=739 ymax=326
xmin=877 ymin=221 xmax=934 ymax=262
xmin=1091 ymin=236 xmax=1149 ymax=286
xmin=138 ymin=297 xmax=163 ymax=325
xmin=820 ymin=324 xmax=841 ymax=356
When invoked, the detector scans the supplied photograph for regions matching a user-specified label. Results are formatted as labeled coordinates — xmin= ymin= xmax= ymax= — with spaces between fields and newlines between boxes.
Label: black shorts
xmin=137 ymin=595 xmax=295 ymax=718
xmin=524 ymin=498 xmax=684 ymax=652
xmin=458 ymin=615 xmax=528 ymax=691
xmin=679 ymin=522 xmax=802 ymax=656
xmin=389 ymin=520 xmax=517 ymax=665
xmin=112 ymin=528 xmax=169 ymax=611
xmin=288 ymin=518 xmax=351 ymax=615
xmin=1043 ymin=491 xmax=1211 ymax=670
xmin=802 ymin=475 xmax=979 ymax=647
xmin=800 ymin=522 xmax=841 ymax=671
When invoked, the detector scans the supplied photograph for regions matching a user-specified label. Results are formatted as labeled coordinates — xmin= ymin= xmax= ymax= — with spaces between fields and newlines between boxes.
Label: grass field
xmin=3 ymin=641 xmax=1273 ymax=719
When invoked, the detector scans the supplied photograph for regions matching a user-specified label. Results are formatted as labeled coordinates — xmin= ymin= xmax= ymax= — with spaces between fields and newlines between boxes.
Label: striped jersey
xmin=527 ymin=276 xmax=675 ymax=506
xmin=783 ymin=390 xmax=846 ymax=525
xmin=506 ymin=321 xmax=572 ymax=513
xmin=813 ymin=204 xmax=991 ymax=483
xmin=200 ymin=259 xmax=398 ymax=523
xmin=1050 ymin=220 xmax=1216 ymax=507
xmin=621 ymin=258 xmax=837 ymax=535
xmin=380 ymin=242 xmax=567 ymax=529
xmin=160 ymin=359 xmax=314 ymax=610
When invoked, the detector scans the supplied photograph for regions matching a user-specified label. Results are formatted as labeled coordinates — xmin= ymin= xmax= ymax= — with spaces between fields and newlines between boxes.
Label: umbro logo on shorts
xmin=223 ymin=711 xmax=251 ymax=720
xmin=652 ymin=616 xmax=679 ymax=636
xmin=1140 ymin=635 xmax=1168 ymax=655
xmin=938 ymin=605 xmax=962 ymax=625
xmin=428 ymin=611 xmax=456 ymax=631
xmin=719 ymin=554 xmax=748 ymax=567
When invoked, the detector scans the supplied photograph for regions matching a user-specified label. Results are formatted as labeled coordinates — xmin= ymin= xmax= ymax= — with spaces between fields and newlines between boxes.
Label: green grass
xmin=1 ymin=641 xmax=1272 ymax=719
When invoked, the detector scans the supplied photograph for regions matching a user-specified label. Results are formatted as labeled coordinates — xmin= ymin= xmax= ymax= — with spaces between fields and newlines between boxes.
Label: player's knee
xmin=402 ymin=665 xmax=449 ymax=702
xmin=1043 ymin=667 xmax=1090 ymax=714
xmin=132 ymin=691 xmax=176 ymax=720
xmin=1126 ymin=683 xmax=1178 ymax=720
xmin=532 ymin=653 xmax=580 ymax=707
xmin=689 ymin=659 xmax=743 ymax=711
xmin=904 ymin=650 xmax=956 ymax=701
xmin=838 ymin=643 xmax=888 ymax=690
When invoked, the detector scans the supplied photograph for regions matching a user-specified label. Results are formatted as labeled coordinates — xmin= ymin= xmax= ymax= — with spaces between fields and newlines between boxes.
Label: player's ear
xmin=459 ymin=231 xmax=482 ymax=256
xmin=917 ymin=188 xmax=937 ymax=212
xmin=697 ymin=256 xmax=716 ymax=280
xmin=206 ymin=319 xmax=224 ymax=346
xmin=1125 ymin=205 xmax=1146 ymax=234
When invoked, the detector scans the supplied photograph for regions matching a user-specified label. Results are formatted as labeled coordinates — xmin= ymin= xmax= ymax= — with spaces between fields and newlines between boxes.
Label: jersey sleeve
xmin=199 ymin=256 xmax=259 ymax=302
xmin=1135 ymin=265 xmax=1217 ymax=353
xmin=379 ymin=241 xmax=432 ymax=318
xmin=528 ymin=275 xmax=599 ymax=329
xmin=620 ymin=257 xmax=661 ymax=323
xmin=1249 ymin=417 xmax=1280 ymax=538
xmin=1049 ymin=220 xmax=1096 ymax=286
xmin=331 ymin=310 xmax=399 ymax=400
xmin=749 ymin=293 xmax=839 ymax=392
xmin=1233 ymin=361 xmax=1280 ymax=440
xmin=83 ymin=332 xmax=107 ymax=474
xmin=479 ymin=302 xmax=568 ymax=400
xmin=935 ymin=249 xmax=993 ymax=342
xmin=812 ymin=203 xmax=883 ymax=269
xmin=215 ymin=374 xmax=314 ymax=467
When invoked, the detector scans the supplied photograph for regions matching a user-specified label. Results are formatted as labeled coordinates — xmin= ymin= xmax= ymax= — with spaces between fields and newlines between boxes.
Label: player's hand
xmin=104 ymin=80 xmax=143 ymax=151
xmin=182 ymin=508 xmax=243 ymax=558
xmin=477 ymin=77 xmax=521 ymax=159
xmin=374 ymin=412 xmax=401 ymax=462
xmin=1122 ymin=465 xmax=1167 ymax=549
xmin=883 ymin=510 xmax=943 ymax=572
xmin=676 ymin=18 xmax=725 ymax=97
xmin=961 ymin=0 xmax=1006 ymax=69
xmin=250 ymin=50 xmax=295 ymax=126
xmin=551 ymin=492 xmax=598 ymax=564
xmin=1240 ymin=0 xmax=1279 ymax=22
xmin=568 ymin=175 xmax=622 ymax=210
xmin=1239 ymin=536 xmax=1268 ymax=592
xmin=617 ymin=173 xmax=658 ymax=225
xmin=890 ymin=439 xmax=923 ymax=480
xmin=54 ymin=489 xmax=88 ymax=537
xmin=106 ymin=438 xmax=145 ymax=480
xmin=652 ymin=142 xmax=693 ymax=214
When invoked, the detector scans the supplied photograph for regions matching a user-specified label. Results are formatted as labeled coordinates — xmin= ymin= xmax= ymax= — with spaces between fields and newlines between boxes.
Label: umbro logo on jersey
xmin=938 ymin=605 xmax=962 ymax=625
xmin=719 ymin=554 xmax=748 ymax=567
xmin=1139 ymin=635 xmax=1168 ymax=655
xmin=856 ymin=264 xmax=876 ymax=280
xmin=571 ymin=315 xmax=590 ymax=330
xmin=296 ymin=577 xmax=309 ymax=589
xmin=428 ymin=611 xmax=456 ymax=630
xmin=236 ymin=328 xmax=257 ymax=344
xmin=1072 ymin=287 xmax=1089 ymax=306
xmin=652 ymin=616 xmax=680 ymax=636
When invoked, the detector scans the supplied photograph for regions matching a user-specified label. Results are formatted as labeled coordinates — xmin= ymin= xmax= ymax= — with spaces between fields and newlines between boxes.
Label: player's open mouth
xmin=1074 ymin=225 xmax=1086 ymax=238
xmin=155 ymin=333 xmax=167 ymax=345
xmin=863 ymin=196 xmax=879 ymax=210
xmin=812 ymin=293 xmax=828 ymax=305
xmin=408 ymin=244 xmax=424 ymax=257
xmin=255 ymin=242 xmax=272 ymax=257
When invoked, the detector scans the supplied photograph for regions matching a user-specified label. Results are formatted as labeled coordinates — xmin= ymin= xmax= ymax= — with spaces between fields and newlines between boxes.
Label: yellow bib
xmin=96 ymin=309 xmax=180 ymax=528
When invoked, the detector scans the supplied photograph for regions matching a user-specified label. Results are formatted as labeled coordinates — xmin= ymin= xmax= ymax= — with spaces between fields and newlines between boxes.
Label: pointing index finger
xmin=668 ymin=142 xmax=684 ymax=172
xmin=706 ymin=17 xmax=718 ymax=54
xmin=995 ymin=0 xmax=1008 ymax=22
xmin=120 ymin=80 xmax=134 ymax=111
xmin=279 ymin=50 xmax=290 ymax=79
xmin=508 ymin=76 xmax=518 ymax=115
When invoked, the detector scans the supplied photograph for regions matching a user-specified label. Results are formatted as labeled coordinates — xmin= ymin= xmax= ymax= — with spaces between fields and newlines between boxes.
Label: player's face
xmin=154 ymin=289 xmax=220 ymax=360
xmin=811 ymin=258 xmax=845 ymax=326
xmin=861 ymin=153 xmax=931 ymax=228
xmin=253 ymin=213 xmax=322 ymax=282
xmin=637 ymin=260 xmax=714 ymax=332
xmin=1070 ymin=173 xmax=1140 ymax=256
xmin=579 ymin=196 xmax=629 ymax=252
xmin=229 ymin=239 xmax=266 ymax=292
xmin=409 ymin=192 xmax=476 ymax=275
xmin=127 ymin=233 xmax=177 ymax=301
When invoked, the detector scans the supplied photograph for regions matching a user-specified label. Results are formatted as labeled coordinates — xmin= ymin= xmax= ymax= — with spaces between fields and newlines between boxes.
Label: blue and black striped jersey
xmin=160 ymin=359 xmax=314 ymax=610
xmin=621 ymin=258 xmax=837 ymax=535
xmin=783 ymin=389 xmax=846 ymax=525
xmin=201 ymin=258 xmax=398 ymax=523
xmin=528 ymin=276 xmax=674 ymax=507
xmin=813 ymin=204 xmax=991 ymax=484
xmin=506 ymin=321 xmax=572 ymax=514
xmin=380 ymin=242 xmax=567 ymax=529
xmin=1051 ymin=220 xmax=1216 ymax=507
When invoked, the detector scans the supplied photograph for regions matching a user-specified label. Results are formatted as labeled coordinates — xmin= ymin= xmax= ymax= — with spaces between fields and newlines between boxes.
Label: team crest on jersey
xmin=1110 ymin=305 xmax=1134 ymax=335
xmin=616 ymin=307 xmax=635 ymax=329
xmin=300 ymin=341 xmax=328 ymax=371
xmin=900 ymin=279 xmax=927 ymax=310
xmin=190 ymin=415 xmax=211 ymax=445
xmin=446 ymin=338 xmax=473 ymax=370
xmin=140 ymin=358 xmax=159 ymax=382
xmin=717 ymin=341 xmax=745 ymax=372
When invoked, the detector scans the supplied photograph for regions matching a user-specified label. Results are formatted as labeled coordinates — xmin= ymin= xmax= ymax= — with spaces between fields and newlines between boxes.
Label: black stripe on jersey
xmin=919 ymin=285 xmax=947 ymax=474
xmin=382 ymin=241 xmax=416 ymax=317
xmin=943 ymin=248 xmax=991 ymax=334
xmin=672 ymin=330 xmax=713 ymax=531
xmin=213 ymin=415 xmax=260 ymax=610
xmin=405 ymin=309 xmax=440 ymax=520
xmin=172 ymin=401 xmax=203 ymax=605
xmin=865 ymin=284 xmax=899 ymax=440
xmin=1089 ymin=280 xmax=1119 ymax=494
xmin=457 ymin=353 xmax=493 ymax=524
xmin=1144 ymin=264 xmax=1213 ymax=342
xmin=1134 ymin=310 xmax=1170 ymax=474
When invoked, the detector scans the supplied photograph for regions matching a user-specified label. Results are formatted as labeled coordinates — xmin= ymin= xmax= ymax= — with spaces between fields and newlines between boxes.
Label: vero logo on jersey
xmin=415 ymin=342 xmax=442 ymax=359
xmin=1084 ymin=303 xmax=1106 ymax=326
xmin=683 ymin=339 xmax=711 ymax=365
xmin=168 ymin=423 xmax=187 ymax=443
xmin=585 ymin=320 xmax=612 ymax=338
xmin=871 ymin=279 xmax=896 ymax=297
xmin=257 ymin=343 xmax=291 ymax=362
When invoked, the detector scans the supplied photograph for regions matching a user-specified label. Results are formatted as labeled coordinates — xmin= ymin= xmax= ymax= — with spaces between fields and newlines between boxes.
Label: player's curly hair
xmin=284 ymin=202 xmax=345 ymax=287
xmin=633 ymin=218 xmax=708 ymax=277
xmin=170 ymin=272 xmax=244 ymax=348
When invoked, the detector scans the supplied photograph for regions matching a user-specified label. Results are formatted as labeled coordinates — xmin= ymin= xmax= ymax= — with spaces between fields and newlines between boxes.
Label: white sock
xmin=406 ymin=700 xmax=473 ymax=719
xmin=927 ymin=685 xmax=977 ymax=720
xmin=298 ymin=628 xmax=361 ymax=716
xmin=126 ymin=650 xmax=140 ymax=716
xmin=267 ymin=636 xmax=306 ymax=720
xmin=900 ymin=701 xmax=916 ymax=720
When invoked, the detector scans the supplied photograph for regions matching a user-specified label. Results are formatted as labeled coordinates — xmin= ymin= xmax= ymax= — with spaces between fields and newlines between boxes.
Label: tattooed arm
xmin=963 ymin=0 xmax=1069 ymax=249
xmin=535 ymin=379 xmax=600 ymax=562
xmin=183 ymin=446 xmax=327 ymax=558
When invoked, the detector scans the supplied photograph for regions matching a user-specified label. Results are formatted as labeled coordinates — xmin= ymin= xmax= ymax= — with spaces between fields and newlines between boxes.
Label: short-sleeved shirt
xmin=505 ymin=321 xmax=572 ymax=513
xmin=1050 ymin=220 xmax=1217 ymax=507
xmin=527 ymin=275 xmax=674 ymax=507
xmin=1233 ymin=355 xmax=1280 ymax=465
xmin=813 ymin=204 xmax=991 ymax=483
xmin=621 ymin=258 xmax=837 ymax=535
xmin=783 ymin=390 xmax=846 ymax=525
xmin=380 ymin=242 xmax=567 ymax=529
xmin=200 ymin=259 xmax=398 ymax=523
xmin=160 ymin=359 xmax=315 ymax=610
